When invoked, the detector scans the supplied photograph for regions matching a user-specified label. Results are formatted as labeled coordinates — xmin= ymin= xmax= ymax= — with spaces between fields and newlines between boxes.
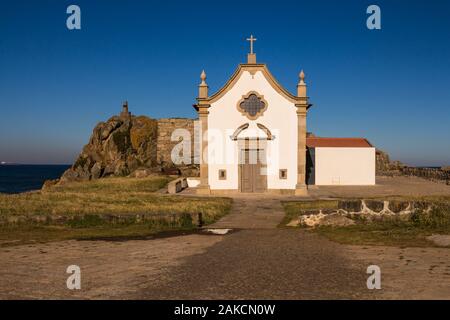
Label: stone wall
xmin=294 ymin=199 xmax=438 ymax=228
xmin=156 ymin=118 xmax=199 ymax=167
xmin=374 ymin=149 xmax=449 ymax=185
xmin=400 ymin=167 xmax=450 ymax=185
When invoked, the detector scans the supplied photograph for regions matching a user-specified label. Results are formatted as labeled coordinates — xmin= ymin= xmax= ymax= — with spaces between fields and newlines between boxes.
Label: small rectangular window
xmin=219 ymin=169 xmax=227 ymax=180
xmin=279 ymin=169 xmax=287 ymax=179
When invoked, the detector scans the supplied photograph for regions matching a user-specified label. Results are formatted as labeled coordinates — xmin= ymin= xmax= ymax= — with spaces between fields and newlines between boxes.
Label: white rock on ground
xmin=300 ymin=212 xmax=327 ymax=227
xmin=205 ymin=229 xmax=232 ymax=235
xmin=298 ymin=212 xmax=355 ymax=228
xmin=426 ymin=234 xmax=450 ymax=247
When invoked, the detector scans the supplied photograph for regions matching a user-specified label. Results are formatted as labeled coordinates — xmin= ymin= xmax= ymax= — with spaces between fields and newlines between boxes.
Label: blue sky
xmin=0 ymin=0 xmax=449 ymax=166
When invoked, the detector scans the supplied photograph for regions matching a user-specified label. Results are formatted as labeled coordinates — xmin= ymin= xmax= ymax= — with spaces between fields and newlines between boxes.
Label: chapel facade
xmin=192 ymin=36 xmax=375 ymax=195
xmin=193 ymin=36 xmax=311 ymax=195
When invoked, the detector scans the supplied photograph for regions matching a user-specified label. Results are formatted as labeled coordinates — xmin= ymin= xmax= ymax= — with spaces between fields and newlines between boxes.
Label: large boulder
xmin=59 ymin=113 xmax=158 ymax=183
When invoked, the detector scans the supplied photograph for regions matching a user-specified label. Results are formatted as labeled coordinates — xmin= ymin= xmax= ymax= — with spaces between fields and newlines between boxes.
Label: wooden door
xmin=240 ymin=149 xmax=267 ymax=193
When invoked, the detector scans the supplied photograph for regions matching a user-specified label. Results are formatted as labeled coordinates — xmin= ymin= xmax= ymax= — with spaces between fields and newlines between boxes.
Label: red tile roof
xmin=306 ymin=137 xmax=373 ymax=148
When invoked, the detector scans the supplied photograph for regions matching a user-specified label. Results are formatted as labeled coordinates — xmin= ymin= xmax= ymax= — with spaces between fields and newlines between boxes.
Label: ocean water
xmin=0 ymin=165 xmax=70 ymax=194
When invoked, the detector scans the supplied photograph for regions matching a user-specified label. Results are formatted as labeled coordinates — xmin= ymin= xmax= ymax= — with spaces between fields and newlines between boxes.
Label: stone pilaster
xmin=295 ymin=70 xmax=308 ymax=196
xmin=196 ymin=70 xmax=211 ymax=194
xmin=196 ymin=105 xmax=210 ymax=194
xmin=295 ymin=106 xmax=307 ymax=195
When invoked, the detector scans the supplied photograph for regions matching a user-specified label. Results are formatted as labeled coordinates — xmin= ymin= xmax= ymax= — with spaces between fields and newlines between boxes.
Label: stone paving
xmin=0 ymin=176 xmax=449 ymax=299
xmin=208 ymin=196 xmax=285 ymax=229
xmin=0 ymin=233 xmax=224 ymax=299
xmin=307 ymin=176 xmax=450 ymax=198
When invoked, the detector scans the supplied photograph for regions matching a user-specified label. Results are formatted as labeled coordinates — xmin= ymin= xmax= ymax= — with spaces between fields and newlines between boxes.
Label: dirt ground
xmin=307 ymin=175 xmax=450 ymax=198
xmin=343 ymin=245 xmax=450 ymax=299
xmin=180 ymin=175 xmax=450 ymax=199
xmin=0 ymin=233 xmax=224 ymax=299
xmin=0 ymin=230 xmax=448 ymax=299
xmin=0 ymin=184 xmax=449 ymax=300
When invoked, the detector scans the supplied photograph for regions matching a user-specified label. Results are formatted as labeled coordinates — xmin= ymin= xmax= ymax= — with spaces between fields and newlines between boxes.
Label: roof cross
xmin=246 ymin=35 xmax=257 ymax=54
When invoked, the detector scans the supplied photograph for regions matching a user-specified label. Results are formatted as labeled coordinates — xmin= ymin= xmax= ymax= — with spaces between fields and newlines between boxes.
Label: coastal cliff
xmin=58 ymin=104 xmax=198 ymax=184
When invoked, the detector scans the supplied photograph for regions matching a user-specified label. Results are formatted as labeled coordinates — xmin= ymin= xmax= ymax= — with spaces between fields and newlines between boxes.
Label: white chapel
xmin=193 ymin=36 xmax=375 ymax=195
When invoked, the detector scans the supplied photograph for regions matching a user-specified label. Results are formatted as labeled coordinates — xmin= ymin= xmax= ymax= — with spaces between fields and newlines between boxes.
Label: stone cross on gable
xmin=246 ymin=35 xmax=257 ymax=54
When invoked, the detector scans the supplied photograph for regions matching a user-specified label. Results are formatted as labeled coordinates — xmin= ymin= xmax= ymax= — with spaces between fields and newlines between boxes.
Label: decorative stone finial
xmin=198 ymin=70 xmax=208 ymax=98
xmin=297 ymin=70 xmax=307 ymax=98
xmin=299 ymin=70 xmax=305 ymax=84
xmin=200 ymin=70 xmax=207 ymax=85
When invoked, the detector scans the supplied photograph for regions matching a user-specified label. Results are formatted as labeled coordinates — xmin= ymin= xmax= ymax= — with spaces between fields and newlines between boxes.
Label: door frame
xmin=237 ymin=139 xmax=267 ymax=193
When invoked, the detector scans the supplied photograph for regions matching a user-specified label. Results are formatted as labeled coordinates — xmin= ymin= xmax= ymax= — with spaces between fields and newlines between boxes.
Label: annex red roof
xmin=306 ymin=137 xmax=373 ymax=148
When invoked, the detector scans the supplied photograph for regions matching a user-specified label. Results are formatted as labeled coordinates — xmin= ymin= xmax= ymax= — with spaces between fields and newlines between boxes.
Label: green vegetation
xmin=316 ymin=205 xmax=450 ymax=247
xmin=0 ymin=176 xmax=232 ymax=246
xmin=281 ymin=199 xmax=450 ymax=247
xmin=280 ymin=200 xmax=338 ymax=227
xmin=410 ymin=203 xmax=450 ymax=229
xmin=130 ymin=116 xmax=157 ymax=150
xmin=368 ymin=195 xmax=450 ymax=203
xmin=112 ymin=130 xmax=131 ymax=153
xmin=0 ymin=222 xmax=198 ymax=246
xmin=47 ymin=176 xmax=172 ymax=194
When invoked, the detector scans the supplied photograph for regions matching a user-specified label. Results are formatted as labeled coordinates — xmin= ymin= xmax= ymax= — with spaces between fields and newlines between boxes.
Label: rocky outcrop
xmin=60 ymin=112 xmax=159 ymax=183
xmin=376 ymin=149 xmax=406 ymax=173
xmin=58 ymin=105 xmax=200 ymax=184
xmin=376 ymin=150 xmax=449 ymax=184
xmin=376 ymin=149 xmax=391 ymax=172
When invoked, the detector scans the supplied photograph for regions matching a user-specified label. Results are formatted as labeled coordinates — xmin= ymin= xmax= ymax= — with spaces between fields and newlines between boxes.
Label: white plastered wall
xmin=314 ymin=147 xmax=376 ymax=185
xmin=207 ymin=70 xmax=298 ymax=190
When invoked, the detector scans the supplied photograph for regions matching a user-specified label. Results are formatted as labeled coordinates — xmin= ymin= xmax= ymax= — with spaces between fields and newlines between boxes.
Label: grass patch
xmin=280 ymin=200 xmax=338 ymax=227
xmin=46 ymin=176 xmax=172 ymax=193
xmin=0 ymin=192 xmax=232 ymax=218
xmin=367 ymin=195 xmax=450 ymax=203
xmin=0 ymin=223 xmax=197 ymax=247
xmin=316 ymin=204 xmax=450 ymax=247
xmin=0 ymin=176 xmax=231 ymax=217
xmin=315 ymin=223 xmax=449 ymax=248
xmin=281 ymin=199 xmax=450 ymax=247
xmin=0 ymin=176 xmax=232 ymax=246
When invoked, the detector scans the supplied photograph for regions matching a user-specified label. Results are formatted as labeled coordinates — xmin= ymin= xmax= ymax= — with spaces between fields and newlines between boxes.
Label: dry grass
xmin=368 ymin=195 xmax=450 ymax=203
xmin=0 ymin=176 xmax=232 ymax=246
xmin=46 ymin=175 xmax=171 ymax=193
xmin=281 ymin=199 xmax=450 ymax=247
xmin=0 ymin=176 xmax=231 ymax=218
xmin=0 ymin=224 xmax=184 ymax=246
xmin=314 ymin=224 xmax=441 ymax=247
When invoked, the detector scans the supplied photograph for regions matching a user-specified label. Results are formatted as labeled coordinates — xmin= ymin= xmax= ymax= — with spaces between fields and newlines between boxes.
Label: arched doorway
xmin=231 ymin=124 xmax=272 ymax=193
